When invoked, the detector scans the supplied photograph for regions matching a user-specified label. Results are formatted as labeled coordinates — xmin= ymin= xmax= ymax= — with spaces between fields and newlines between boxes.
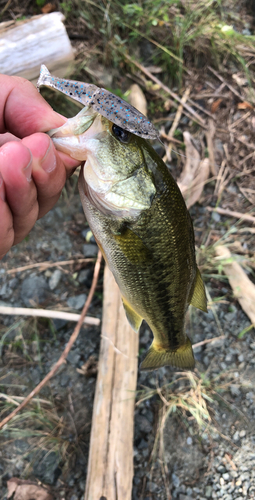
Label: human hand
xmin=0 ymin=74 xmax=81 ymax=260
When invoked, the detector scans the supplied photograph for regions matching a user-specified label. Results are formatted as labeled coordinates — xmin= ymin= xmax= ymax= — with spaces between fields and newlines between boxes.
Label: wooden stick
xmin=85 ymin=265 xmax=139 ymax=500
xmin=207 ymin=206 xmax=255 ymax=224
xmin=0 ymin=305 xmax=100 ymax=326
xmin=0 ymin=251 xmax=102 ymax=431
xmin=164 ymin=87 xmax=190 ymax=161
xmin=208 ymin=66 xmax=244 ymax=101
xmin=6 ymin=258 xmax=93 ymax=274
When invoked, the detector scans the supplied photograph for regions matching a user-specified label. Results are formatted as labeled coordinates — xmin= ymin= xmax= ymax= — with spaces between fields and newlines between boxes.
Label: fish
xmin=37 ymin=65 xmax=207 ymax=371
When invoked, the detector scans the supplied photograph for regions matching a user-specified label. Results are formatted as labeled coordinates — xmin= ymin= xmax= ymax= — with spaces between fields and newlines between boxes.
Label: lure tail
xmin=140 ymin=337 xmax=195 ymax=371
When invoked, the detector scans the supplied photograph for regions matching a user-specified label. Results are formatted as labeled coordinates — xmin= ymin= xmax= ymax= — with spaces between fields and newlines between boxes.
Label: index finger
xmin=0 ymin=74 xmax=65 ymax=137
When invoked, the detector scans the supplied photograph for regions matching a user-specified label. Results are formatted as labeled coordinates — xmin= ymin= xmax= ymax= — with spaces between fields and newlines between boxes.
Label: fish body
xmin=38 ymin=66 xmax=207 ymax=371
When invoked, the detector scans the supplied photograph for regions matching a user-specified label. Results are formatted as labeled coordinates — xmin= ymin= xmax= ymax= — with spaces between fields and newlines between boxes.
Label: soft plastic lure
xmin=37 ymin=65 xmax=159 ymax=141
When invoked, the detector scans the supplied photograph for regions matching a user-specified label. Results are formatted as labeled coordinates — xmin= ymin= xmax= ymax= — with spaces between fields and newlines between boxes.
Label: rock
xmin=21 ymin=275 xmax=49 ymax=306
xmin=136 ymin=414 xmax=153 ymax=434
xmin=233 ymin=431 xmax=240 ymax=441
xmin=172 ymin=473 xmax=180 ymax=488
xmin=52 ymin=318 xmax=67 ymax=330
xmin=230 ymin=385 xmax=241 ymax=397
xmin=211 ymin=211 xmax=221 ymax=222
xmin=78 ymin=268 xmax=92 ymax=285
xmin=147 ymin=481 xmax=158 ymax=493
xmin=67 ymin=350 xmax=81 ymax=366
xmin=67 ymin=293 xmax=87 ymax=310
xmin=33 ymin=450 xmax=61 ymax=485
xmin=82 ymin=244 xmax=98 ymax=257
xmin=49 ymin=269 xmax=62 ymax=290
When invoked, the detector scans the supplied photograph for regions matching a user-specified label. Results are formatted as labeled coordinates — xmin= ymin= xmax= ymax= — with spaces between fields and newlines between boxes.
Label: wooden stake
xmin=85 ymin=265 xmax=139 ymax=500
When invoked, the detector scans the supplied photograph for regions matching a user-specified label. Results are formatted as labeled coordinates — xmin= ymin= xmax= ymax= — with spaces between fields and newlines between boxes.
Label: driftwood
xmin=0 ymin=12 xmax=74 ymax=83
xmin=85 ymin=266 xmax=139 ymax=500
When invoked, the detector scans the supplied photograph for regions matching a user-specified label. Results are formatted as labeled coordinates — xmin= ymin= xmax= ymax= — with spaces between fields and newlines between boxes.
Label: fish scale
xmin=37 ymin=65 xmax=159 ymax=140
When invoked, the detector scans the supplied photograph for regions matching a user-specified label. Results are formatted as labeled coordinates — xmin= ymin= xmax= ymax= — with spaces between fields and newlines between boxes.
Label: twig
xmin=205 ymin=118 xmax=217 ymax=176
xmin=0 ymin=0 xmax=12 ymax=17
xmin=228 ymin=111 xmax=251 ymax=131
xmin=0 ymin=306 xmax=100 ymax=326
xmin=5 ymin=258 xmax=94 ymax=274
xmin=188 ymin=97 xmax=214 ymax=119
xmin=164 ymin=87 xmax=191 ymax=161
xmin=193 ymin=335 xmax=225 ymax=350
xmin=159 ymin=130 xmax=183 ymax=144
xmin=0 ymin=251 xmax=102 ymax=430
xmin=122 ymin=52 xmax=206 ymax=128
xmin=207 ymin=206 xmax=255 ymax=224
xmin=208 ymin=66 xmax=244 ymax=102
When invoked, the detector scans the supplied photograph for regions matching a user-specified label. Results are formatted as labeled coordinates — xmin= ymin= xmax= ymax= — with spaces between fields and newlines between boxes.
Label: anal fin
xmin=190 ymin=267 xmax=207 ymax=312
xmin=140 ymin=337 xmax=195 ymax=371
xmin=122 ymin=296 xmax=143 ymax=333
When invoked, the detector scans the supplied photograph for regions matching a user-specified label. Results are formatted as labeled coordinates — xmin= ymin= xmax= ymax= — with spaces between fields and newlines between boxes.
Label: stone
xmin=67 ymin=293 xmax=87 ymax=310
xmin=21 ymin=275 xmax=49 ymax=307
xmin=78 ymin=268 xmax=92 ymax=285
xmin=147 ymin=481 xmax=158 ymax=493
xmin=82 ymin=244 xmax=98 ymax=257
xmin=136 ymin=414 xmax=153 ymax=434
xmin=230 ymin=385 xmax=241 ymax=397
xmin=211 ymin=211 xmax=221 ymax=222
xmin=49 ymin=269 xmax=62 ymax=290
xmin=233 ymin=431 xmax=240 ymax=441
xmin=33 ymin=450 xmax=61 ymax=485
xmin=172 ymin=473 xmax=180 ymax=488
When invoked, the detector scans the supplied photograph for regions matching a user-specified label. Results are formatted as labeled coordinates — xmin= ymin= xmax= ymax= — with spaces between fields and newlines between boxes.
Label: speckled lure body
xmin=37 ymin=65 xmax=158 ymax=140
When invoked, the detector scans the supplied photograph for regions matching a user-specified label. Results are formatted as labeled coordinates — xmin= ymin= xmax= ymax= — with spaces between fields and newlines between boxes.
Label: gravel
xmin=1 ymin=193 xmax=255 ymax=500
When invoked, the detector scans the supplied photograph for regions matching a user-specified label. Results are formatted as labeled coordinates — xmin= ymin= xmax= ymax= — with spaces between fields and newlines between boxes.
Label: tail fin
xmin=37 ymin=65 xmax=52 ymax=90
xmin=140 ymin=337 xmax=195 ymax=371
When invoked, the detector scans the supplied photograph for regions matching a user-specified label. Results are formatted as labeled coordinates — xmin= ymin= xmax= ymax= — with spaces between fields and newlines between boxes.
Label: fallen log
xmin=85 ymin=265 xmax=139 ymax=500
xmin=0 ymin=12 xmax=74 ymax=83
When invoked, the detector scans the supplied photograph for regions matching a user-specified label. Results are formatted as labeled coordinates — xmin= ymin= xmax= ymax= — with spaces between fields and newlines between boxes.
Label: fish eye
xmin=112 ymin=124 xmax=131 ymax=144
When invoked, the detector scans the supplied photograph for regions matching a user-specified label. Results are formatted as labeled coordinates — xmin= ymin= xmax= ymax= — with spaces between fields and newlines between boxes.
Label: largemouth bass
xmin=38 ymin=66 xmax=207 ymax=371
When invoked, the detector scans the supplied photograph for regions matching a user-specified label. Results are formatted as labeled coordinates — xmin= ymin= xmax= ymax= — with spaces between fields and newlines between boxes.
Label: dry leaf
xmin=177 ymin=131 xmax=210 ymax=209
xmin=41 ymin=2 xmax=56 ymax=13
xmin=232 ymin=73 xmax=248 ymax=87
xmin=127 ymin=84 xmax=147 ymax=116
xmin=77 ymin=354 xmax=98 ymax=376
xmin=215 ymin=246 xmax=255 ymax=325
xmin=211 ymin=98 xmax=223 ymax=113
xmin=7 ymin=478 xmax=53 ymax=500
xmin=237 ymin=101 xmax=254 ymax=110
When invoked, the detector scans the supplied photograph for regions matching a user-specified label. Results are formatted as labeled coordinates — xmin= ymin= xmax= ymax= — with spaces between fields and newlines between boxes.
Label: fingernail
xmin=22 ymin=154 xmax=32 ymax=182
xmin=41 ymin=140 xmax=57 ymax=173
xmin=0 ymin=172 xmax=5 ymax=201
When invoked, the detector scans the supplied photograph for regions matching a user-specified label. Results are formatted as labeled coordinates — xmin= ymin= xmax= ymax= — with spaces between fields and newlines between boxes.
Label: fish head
xmin=49 ymin=108 xmax=156 ymax=217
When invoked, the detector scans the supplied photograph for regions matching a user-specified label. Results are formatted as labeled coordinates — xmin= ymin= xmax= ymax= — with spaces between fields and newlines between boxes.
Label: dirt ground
xmin=1 ymin=1 xmax=255 ymax=499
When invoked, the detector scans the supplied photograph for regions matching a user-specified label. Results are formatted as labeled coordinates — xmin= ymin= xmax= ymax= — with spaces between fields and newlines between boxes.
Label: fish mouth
xmin=48 ymin=110 xmax=104 ymax=162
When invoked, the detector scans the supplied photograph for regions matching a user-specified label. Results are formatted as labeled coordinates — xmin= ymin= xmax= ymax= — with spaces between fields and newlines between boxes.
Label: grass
xmin=59 ymin=0 xmax=255 ymax=88
xmin=0 ymin=398 xmax=81 ymax=478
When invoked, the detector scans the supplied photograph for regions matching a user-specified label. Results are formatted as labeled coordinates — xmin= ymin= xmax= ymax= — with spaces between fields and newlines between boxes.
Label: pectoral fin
xmin=122 ymin=296 xmax=143 ymax=333
xmin=113 ymin=226 xmax=151 ymax=264
xmin=190 ymin=267 xmax=207 ymax=312
xmin=140 ymin=337 xmax=195 ymax=371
